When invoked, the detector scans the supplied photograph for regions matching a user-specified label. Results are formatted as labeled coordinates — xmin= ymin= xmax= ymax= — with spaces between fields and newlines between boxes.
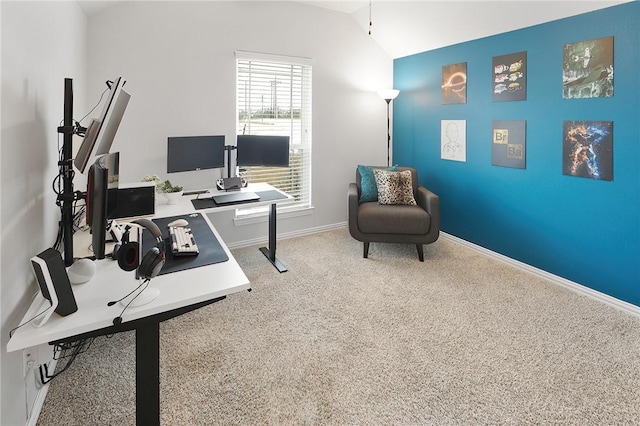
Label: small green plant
xmin=141 ymin=174 xmax=163 ymax=192
xmin=160 ymin=180 xmax=183 ymax=193
xmin=141 ymin=175 xmax=183 ymax=193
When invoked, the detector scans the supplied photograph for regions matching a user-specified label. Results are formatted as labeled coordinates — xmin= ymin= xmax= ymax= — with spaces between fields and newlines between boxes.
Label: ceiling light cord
xmin=369 ymin=0 xmax=372 ymax=35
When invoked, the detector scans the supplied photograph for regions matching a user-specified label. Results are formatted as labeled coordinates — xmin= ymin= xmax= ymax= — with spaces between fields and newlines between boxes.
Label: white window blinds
xmin=235 ymin=51 xmax=312 ymax=216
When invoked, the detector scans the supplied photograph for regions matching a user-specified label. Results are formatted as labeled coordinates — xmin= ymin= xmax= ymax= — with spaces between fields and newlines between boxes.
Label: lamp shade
xmin=377 ymin=89 xmax=400 ymax=101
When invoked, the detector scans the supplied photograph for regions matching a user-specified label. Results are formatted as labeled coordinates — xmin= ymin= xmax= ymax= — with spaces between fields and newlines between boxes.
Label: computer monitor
xmin=74 ymin=77 xmax=130 ymax=173
xmin=86 ymin=152 xmax=120 ymax=259
xmin=236 ymin=135 xmax=290 ymax=167
xmin=167 ymin=135 xmax=226 ymax=173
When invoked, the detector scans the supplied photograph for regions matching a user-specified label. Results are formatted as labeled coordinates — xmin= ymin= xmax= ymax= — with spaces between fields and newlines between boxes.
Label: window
xmin=235 ymin=51 xmax=312 ymax=217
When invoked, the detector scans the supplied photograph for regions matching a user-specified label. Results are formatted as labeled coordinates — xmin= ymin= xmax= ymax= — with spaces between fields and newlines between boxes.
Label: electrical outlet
xmin=23 ymin=348 xmax=36 ymax=378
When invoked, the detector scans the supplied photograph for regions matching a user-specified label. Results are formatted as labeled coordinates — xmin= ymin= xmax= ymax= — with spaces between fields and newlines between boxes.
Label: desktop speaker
xmin=111 ymin=182 xmax=155 ymax=219
xmin=30 ymin=248 xmax=78 ymax=317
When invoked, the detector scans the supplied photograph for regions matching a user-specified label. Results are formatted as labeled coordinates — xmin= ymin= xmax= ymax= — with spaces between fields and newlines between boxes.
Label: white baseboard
xmin=229 ymin=226 xmax=640 ymax=318
xmin=226 ymin=221 xmax=348 ymax=250
xmin=441 ymin=232 xmax=640 ymax=318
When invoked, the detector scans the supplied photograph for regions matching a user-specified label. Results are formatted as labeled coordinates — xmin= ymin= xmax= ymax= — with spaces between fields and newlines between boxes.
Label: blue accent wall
xmin=393 ymin=2 xmax=640 ymax=305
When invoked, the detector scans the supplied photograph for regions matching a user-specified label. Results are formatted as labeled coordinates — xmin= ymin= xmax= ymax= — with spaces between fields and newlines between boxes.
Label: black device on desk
xmin=212 ymin=191 xmax=260 ymax=205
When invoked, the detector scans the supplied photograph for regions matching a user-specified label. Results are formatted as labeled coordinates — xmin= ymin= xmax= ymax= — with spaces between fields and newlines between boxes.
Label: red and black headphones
xmin=112 ymin=219 xmax=165 ymax=279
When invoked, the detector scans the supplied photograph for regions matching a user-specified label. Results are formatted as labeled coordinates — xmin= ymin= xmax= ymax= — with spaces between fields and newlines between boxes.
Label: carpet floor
xmin=36 ymin=228 xmax=640 ymax=425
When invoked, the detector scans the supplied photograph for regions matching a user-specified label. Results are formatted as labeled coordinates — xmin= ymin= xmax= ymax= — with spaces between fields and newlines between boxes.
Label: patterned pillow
xmin=358 ymin=165 xmax=397 ymax=203
xmin=373 ymin=169 xmax=417 ymax=205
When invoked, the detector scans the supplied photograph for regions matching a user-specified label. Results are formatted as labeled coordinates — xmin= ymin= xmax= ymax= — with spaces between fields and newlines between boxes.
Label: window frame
xmin=234 ymin=51 xmax=313 ymax=221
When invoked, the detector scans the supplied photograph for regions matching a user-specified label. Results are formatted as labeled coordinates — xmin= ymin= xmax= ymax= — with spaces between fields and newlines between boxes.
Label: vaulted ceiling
xmin=77 ymin=1 xmax=630 ymax=59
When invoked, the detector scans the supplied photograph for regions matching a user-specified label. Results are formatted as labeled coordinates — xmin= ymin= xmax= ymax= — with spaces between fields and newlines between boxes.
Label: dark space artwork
xmin=562 ymin=121 xmax=613 ymax=181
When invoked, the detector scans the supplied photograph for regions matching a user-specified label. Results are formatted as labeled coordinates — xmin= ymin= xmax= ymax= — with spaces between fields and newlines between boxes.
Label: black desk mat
xmin=191 ymin=190 xmax=288 ymax=210
xmin=141 ymin=213 xmax=228 ymax=276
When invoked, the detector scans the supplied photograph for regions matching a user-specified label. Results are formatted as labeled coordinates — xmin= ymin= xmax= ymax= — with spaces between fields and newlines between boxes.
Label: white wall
xmin=84 ymin=1 xmax=393 ymax=245
xmin=1 ymin=2 xmax=87 ymax=424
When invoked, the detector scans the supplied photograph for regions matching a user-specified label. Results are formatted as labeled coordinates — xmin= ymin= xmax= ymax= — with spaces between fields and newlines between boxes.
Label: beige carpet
xmin=36 ymin=228 xmax=640 ymax=425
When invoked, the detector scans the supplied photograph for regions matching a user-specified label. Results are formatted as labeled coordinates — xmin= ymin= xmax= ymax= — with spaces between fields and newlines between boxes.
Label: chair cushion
xmin=357 ymin=202 xmax=431 ymax=235
xmin=358 ymin=165 xmax=397 ymax=203
xmin=373 ymin=169 xmax=417 ymax=205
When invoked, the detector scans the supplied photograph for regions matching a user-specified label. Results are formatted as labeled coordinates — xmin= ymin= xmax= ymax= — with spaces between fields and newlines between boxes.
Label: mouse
xmin=168 ymin=219 xmax=188 ymax=227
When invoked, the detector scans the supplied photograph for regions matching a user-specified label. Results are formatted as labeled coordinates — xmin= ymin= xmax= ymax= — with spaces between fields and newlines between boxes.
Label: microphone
xmin=109 ymin=279 xmax=150 ymax=327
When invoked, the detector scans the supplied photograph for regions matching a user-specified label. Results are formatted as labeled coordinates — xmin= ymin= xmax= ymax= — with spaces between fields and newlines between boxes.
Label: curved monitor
xmin=167 ymin=135 xmax=226 ymax=173
xmin=74 ymin=77 xmax=130 ymax=173
xmin=236 ymin=135 xmax=290 ymax=167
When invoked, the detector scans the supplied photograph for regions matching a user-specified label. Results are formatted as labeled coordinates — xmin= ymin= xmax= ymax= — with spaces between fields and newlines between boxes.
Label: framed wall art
xmin=563 ymin=36 xmax=614 ymax=99
xmin=492 ymin=120 xmax=526 ymax=169
xmin=492 ymin=51 xmax=527 ymax=102
xmin=562 ymin=120 xmax=613 ymax=181
xmin=441 ymin=120 xmax=466 ymax=162
xmin=442 ymin=62 xmax=467 ymax=104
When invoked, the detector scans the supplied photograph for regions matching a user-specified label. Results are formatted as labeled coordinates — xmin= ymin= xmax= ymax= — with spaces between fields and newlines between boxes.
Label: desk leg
xmin=136 ymin=322 xmax=160 ymax=426
xmin=259 ymin=203 xmax=287 ymax=273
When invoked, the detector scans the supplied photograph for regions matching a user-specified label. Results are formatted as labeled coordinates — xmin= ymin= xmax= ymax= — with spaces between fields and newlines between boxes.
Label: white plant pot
xmin=164 ymin=191 xmax=183 ymax=205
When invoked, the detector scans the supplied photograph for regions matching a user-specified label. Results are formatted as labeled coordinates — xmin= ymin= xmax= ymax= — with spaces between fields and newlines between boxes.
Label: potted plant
xmin=142 ymin=176 xmax=184 ymax=204
xmin=159 ymin=180 xmax=183 ymax=204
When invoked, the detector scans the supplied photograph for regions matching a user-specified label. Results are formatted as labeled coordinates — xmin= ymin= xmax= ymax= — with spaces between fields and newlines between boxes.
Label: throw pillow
xmin=373 ymin=169 xmax=417 ymax=205
xmin=358 ymin=165 xmax=397 ymax=203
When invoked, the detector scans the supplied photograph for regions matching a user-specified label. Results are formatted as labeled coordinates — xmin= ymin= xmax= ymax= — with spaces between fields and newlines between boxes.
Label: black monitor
xmin=74 ymin=77 xmax=130 ymax=173
xmin=86 ymin=152 xmax=120 ymax=259
xmin=167 ymin=135 xmax=226 ymax=173
xmin=236 ymin=135 xmax=290 ymax=167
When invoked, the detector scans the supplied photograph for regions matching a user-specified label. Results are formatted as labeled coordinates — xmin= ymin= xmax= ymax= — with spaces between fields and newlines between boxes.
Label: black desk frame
xmin=260 ymin=203 xmax=287 ymax=273
xmin=50 ymin=296 xmax=226 ymax=426
xmin=194 ymin=194 xmax=288 ymax=273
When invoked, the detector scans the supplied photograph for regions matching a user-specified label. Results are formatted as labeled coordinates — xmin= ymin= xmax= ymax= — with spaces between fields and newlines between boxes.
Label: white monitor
xmin=74 ymin=77 xmax=130 ymax=173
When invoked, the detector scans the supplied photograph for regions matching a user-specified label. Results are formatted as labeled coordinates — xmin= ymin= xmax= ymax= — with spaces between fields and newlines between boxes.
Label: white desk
xmin=156 ymin=182 xmax=293 ymax=273
xmin=7 ymin=213 xmax=250 ymax=425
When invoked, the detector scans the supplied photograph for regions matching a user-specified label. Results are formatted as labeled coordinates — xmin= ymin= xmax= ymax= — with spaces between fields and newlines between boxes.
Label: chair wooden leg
xmin=363 ymin=242 xmax=370 ymax=258
xmin=416 ymin=244 xmax=424 ymax=262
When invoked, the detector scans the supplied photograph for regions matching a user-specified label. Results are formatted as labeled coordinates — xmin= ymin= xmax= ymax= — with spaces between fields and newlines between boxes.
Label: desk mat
xmin=141 ymin=213 xmax=228 ymax=276
xmin=191 ymin=189 xmax=288 ymax=210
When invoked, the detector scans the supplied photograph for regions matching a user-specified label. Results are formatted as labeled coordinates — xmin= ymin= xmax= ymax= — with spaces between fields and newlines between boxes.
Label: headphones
xmin=112 ymin=219 xmax=165 ymax=279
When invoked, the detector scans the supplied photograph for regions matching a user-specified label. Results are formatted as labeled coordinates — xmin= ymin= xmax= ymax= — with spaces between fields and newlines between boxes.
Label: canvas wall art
xmin=492 ymin=120 xmax=526 ymax=169
xmin=563 ymin=36 xmax=614 ymax=99
xmin=441 ymin=120 xmax=466 ymax=162
xmin=442 ymin=62 xmax=467 ymax=104
xmin=562 ymin=120 xmax=613 ymax=181
xmin=492 ymin=51 xmax=527 ymax=102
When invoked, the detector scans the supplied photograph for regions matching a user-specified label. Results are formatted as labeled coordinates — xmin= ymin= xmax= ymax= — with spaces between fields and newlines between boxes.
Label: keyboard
xmin=168 ymin=226 xmax=199 ymax=256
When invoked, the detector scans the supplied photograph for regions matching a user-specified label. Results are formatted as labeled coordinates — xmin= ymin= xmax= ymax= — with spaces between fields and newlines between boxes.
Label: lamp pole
xmin=377 ymin=89 xmax=400 ymax=167
xmin=385 ymin=99 xmax=392 ymax=167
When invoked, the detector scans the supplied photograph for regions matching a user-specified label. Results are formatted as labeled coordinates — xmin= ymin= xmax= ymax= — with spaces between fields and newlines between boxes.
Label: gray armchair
xmin=348 ymin=166 xmax=440 ymax=261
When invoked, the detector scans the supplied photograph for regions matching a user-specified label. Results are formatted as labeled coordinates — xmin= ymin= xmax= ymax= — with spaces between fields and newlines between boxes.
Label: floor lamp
xmin=377 ymin=89 xmax=400 ymax=167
